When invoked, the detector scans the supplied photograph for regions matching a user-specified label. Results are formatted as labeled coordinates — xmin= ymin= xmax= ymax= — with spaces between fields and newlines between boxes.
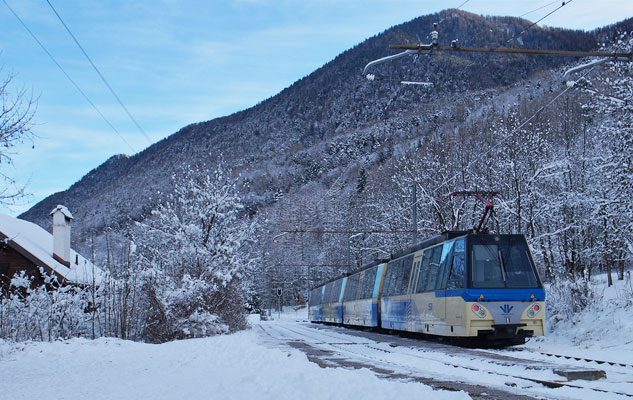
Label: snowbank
xmin=0 ymin=330 xmax=469 ymax=400
xmin=527 ymin=272 xmax=633 ymax=364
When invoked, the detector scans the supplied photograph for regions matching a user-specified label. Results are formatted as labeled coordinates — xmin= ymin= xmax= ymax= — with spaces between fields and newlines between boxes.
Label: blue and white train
xmin=308 ymin=231 xmax=545 ymax=346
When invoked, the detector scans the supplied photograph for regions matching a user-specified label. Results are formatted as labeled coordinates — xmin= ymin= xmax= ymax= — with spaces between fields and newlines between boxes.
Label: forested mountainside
xmin=21 ymin=9 xmax=633 ymax=308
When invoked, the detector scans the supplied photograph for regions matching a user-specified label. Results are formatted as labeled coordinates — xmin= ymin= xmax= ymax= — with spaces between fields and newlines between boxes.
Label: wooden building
xmin=0 ymin=205 xmax=102 ymax=290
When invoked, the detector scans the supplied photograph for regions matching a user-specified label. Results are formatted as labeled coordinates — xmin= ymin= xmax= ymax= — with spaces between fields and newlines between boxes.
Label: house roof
xmin=0 ymin=214 xmax=103 ymax=285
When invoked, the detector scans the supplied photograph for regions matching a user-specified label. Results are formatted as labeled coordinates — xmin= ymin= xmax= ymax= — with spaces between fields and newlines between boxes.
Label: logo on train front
xmin=500 ymin=304 xmax=514 ymax=314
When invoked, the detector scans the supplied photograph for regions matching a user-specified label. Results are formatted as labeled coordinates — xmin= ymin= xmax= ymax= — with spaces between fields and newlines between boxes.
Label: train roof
xmin=309 ymin=231 xmax=532 ymax=291
xmin=310 ymin=230 xmax=472 ymax=291
xmin=310 ymin=258 xmax=389 ymax=290
xmin=390 ymin=230 xmax=471 ymax=260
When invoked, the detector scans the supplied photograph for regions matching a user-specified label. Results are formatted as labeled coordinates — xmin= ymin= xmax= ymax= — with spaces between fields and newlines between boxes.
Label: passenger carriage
xmin=341 ymin=260 xmax=387 ymax=327
xmin=321 ymin=278 xmax=345 ymax=324
xmin=380 ymin=231 xmax=545 ymax=344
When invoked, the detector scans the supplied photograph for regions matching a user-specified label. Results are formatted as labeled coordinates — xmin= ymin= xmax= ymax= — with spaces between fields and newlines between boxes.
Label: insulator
xmin=431 ymin=30 xmax=439 ymax=45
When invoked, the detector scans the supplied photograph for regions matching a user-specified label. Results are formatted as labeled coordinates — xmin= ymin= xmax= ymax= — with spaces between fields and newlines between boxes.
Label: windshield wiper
xmin=498 ymin=250 xmax=507 ymax=287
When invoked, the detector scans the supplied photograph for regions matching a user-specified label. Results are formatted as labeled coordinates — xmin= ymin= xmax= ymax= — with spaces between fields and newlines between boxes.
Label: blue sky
xmin=1 ymin=0 xmax=632 ymax=216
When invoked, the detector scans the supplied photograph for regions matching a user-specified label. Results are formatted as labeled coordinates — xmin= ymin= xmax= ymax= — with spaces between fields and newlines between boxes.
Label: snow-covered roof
xmin=0 ymin=214 xmax=102 ymax=285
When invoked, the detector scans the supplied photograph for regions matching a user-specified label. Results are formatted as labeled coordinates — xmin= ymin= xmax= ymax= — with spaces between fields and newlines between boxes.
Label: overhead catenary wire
xmin=507 ymin=0 xmax=575 ymax=45
xmin=430 ymin=66 xmax=596 ymax=200
xmin=519 ymin=0 xmax=560 ymax=18
xmin=1 ymin=0 xmax=135 ymax=153
xmin=45 ymin=0 xmax=152 ymax=145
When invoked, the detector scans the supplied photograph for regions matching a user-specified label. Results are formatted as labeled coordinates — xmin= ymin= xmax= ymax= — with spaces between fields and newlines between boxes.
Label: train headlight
xmin=471 ymin=303 xmax=486 ymax=318
xmin=526 ymin=303 xmax=541 ymax=318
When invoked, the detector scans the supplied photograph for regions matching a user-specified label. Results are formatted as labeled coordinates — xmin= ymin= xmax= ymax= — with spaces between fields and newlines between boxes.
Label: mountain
xmin=20 ymin=9 xmax=629 ymax=263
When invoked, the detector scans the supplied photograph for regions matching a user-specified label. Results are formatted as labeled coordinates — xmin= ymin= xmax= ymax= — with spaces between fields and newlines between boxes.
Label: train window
xmin=447 ymin=253 xmax=465 ymax=289
xmin=402 ymin=255 xmax=414 ymax=294
xmin=501 ymin=238 xmax=539 ymax=288
xmin=344 ymin=274 xmax=359 ymax=302
xmin=362 ymin=269 xmax=372 ymax=299
xmin=384 ymin=258 xmax=408 ymax=297
xmin=416 ymin=250 xmax=432 ymax=293
xmin=355 ymin=271 xmax=365 ymax=300
xmin=315 ymin=288 xmax=323 ymax=305
xmin=323 ymin=282 xmax=333 ymax=303
xmin=367 ymin=266 xmax=378 ymax=298
xmin=470 ymin=236 xmax=540 ymax=289
xmin=471 ymin=245 xmax=505 ymax=288
xmin=330 ymin=280 xmax=343 ymax=302
xmin=383 ymin=262 xmax=395 ymax=297
xmin=310 ymin=287 xmax=322 ymax=305
xmin=425 ymin=246 xmax=443 ymax=291
xmin=359 ymin=267 xmax=375 ymax=299
xmin=384 ymin=260 xmax=398 ymax=296
xmin=435 ymin=241 xmax=455 ymax=290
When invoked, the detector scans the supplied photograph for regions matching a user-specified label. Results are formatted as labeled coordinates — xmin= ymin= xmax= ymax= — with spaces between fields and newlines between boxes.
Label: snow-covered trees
xmin=1 ymin=165 xmax=255 ymax=343
xmin=134 ymin=166 xmax=255 ymax=342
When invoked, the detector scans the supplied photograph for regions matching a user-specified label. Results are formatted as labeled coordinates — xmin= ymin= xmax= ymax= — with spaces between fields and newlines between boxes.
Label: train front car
xmin=461 ymin=234 xmax=545 ymax=345
xmin=380 ymin=231 xmax=545 ymax=346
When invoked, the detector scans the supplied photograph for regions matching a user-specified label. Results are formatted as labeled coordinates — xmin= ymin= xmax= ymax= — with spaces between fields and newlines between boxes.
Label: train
xmin=308 ymin=230 xmax=546 ymax=346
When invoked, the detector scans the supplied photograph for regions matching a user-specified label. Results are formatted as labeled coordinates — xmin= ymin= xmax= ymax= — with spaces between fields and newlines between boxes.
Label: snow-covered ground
xmin=0 ymin=318 xmax=468 ymax=400
xmin=2 ymin=274 xmax=632 ymax=400
xmin=525 ymin=273 xmax=633 ymax=365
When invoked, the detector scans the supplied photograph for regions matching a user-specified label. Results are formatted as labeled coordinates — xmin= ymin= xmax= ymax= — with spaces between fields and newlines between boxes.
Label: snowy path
xmin=0 ymin=325 xmax=468 ymax=400
xmin=255 ymin=313 xmax=633 ymax=400
xmin=2 ymin=311 xmax=632 ymax=400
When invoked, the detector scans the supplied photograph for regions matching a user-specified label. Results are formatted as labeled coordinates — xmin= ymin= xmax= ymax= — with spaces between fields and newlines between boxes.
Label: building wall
xmin=0 ymin=242 xmax=45 ymax=289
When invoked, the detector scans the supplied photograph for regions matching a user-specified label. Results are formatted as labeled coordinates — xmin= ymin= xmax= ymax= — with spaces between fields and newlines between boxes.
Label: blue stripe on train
xmin=436 ymin=288 xmax=546 ymax=301
xmin=372 ymin=301 xmax=379 ymax=326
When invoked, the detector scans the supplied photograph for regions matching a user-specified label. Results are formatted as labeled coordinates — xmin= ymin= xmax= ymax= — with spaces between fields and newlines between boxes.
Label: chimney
xmin=50 ymin=205 xmax=73 ymax=267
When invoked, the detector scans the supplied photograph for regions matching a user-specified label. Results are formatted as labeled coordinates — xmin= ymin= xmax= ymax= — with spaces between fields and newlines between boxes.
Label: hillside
xmin=21 ymin=10 xmax=596 ymax=232
xmin=20 ymin=9 xmax=633 ymax=306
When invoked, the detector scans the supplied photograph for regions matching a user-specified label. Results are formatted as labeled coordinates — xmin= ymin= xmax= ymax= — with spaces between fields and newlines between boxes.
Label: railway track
xmin=257 ymin=320 xmax=633 ymax=400
xmin=507 ymin=348 xmax=633 ymax=369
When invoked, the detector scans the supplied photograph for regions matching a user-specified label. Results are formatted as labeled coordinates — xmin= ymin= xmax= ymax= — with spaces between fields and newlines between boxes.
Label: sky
xmin=1 ymin=0 xmax=632 ymax=216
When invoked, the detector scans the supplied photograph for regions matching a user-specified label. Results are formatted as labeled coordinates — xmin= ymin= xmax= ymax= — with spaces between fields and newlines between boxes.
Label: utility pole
xmin=411 ymin=184 xmax=418 ymax=245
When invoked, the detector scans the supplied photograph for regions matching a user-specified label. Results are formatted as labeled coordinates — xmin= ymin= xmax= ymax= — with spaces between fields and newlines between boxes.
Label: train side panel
xmin=308 ymin=286 xmax=325 ymax=322
xmin=380 ymin=294 xmax=411 ymax=331
xmin=342 ymin=263 xmax=386 ymax=328
xmin=323 ymin=277 xmax=346 ymax=324
xmin=343 ymin=299 xmax=379 ymax=327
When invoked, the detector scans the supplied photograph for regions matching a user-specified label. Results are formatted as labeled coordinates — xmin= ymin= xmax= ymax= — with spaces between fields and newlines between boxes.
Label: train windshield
xmin=469 ymin=235 xmax=541 ymax=289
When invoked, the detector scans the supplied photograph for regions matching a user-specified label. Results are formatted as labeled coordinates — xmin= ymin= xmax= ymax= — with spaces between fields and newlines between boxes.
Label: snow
xmin=0 ymin=213 xmax=102 ymax=285
xmin=0 ymin=327 xmax=469 ymax=400
xmin=525 ymin=273 xmax=633 ymax=365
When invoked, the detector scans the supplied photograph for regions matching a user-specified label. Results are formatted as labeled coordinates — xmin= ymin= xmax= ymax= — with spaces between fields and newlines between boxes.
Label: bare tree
xmin=0 ymin=66 xmax=36 ymax=205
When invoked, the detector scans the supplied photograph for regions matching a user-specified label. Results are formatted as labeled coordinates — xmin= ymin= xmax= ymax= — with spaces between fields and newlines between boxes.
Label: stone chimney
xmin=50 ymin=205 xmax=73 ymax=267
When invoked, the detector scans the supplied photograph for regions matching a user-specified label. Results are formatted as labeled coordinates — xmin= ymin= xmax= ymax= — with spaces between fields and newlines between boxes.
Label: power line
xmin=1 ymin=0 xmax=135 ymax=153
xmin=431 ymin=67 xmax=594 ymax=197
xmin=454 ymin=0 xmax=472 ymax=10
xmin=507 ymin=0 xmax=575 ymax=45
xmin=277 ymin=229 xmax=416 ymax=234
xmin=45 ymin=0 xmax=152 ymax=145
xmin=519 ymin=0 xmax=559 ymax=18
